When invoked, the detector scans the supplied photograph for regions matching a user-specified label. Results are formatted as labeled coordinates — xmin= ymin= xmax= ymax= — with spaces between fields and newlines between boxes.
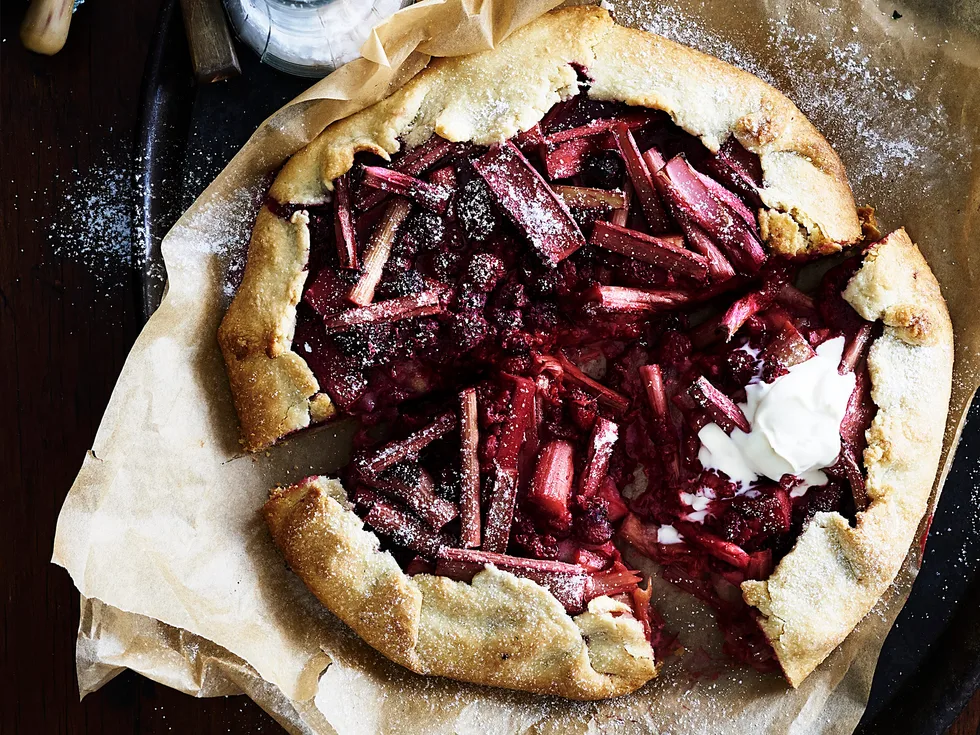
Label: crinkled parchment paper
xmin=53 ymin=0 xmax=980 ymax=732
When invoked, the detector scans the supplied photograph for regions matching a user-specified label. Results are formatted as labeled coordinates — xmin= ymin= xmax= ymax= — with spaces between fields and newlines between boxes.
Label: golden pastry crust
xmin=264 ymin=476 xmax=659 ymax=700
xmin=218 ymin=207 xmax=335 ymax=452
xmin=742 ymin=229 xmax=954 ymax=686
xmin=222 ymin=6 xmax=862 ymax=450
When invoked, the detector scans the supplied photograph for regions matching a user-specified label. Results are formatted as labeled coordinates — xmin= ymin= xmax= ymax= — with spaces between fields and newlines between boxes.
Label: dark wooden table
xmin=0 ymin=1 xmax=977 ymax=733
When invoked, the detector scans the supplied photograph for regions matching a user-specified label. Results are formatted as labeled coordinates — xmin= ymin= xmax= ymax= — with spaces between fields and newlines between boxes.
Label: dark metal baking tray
xmin=133 ymin=1 xmax=980 ymax=731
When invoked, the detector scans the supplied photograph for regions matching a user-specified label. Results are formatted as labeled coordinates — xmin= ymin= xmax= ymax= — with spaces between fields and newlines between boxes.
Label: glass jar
xmin=223 ymin=0 xmax=407 ymax=77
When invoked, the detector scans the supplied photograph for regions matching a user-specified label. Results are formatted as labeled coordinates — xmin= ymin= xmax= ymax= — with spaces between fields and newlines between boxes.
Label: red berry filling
xmin=280 ymin=79 xmax=878 ymax=672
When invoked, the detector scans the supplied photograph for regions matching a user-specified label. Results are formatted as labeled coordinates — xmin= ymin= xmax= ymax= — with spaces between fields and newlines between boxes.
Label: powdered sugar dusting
xmin=608 ymin=0 xmax=968 ymax=207
xmin=46 ymin=124 xmax=259 ymax=308
xmin=171 ymin=180 xmax=268 ymax=305
xmin=49 ymin=156 xmax=135 ymax=290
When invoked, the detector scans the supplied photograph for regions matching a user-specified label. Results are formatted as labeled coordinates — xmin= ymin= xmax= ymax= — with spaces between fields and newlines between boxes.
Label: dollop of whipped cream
xmin=697 ymin=337 xmax=855 ymax=497
xmin=657 ymin=524 xmax=684 ymax=544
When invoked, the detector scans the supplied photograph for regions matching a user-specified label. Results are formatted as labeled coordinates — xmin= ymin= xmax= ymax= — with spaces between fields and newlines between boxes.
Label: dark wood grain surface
xmin=0 ymin=1 xmax=977 ymax=733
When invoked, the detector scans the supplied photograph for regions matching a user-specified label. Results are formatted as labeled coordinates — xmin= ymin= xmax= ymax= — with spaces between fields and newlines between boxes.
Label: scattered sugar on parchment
xmin=167 ymin=180 xmax=268 ymax=304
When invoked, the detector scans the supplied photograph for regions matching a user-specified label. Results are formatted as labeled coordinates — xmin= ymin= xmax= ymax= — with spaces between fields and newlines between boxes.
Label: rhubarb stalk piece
xmin=579 ymin=418 xmax=619 ymax=498
xmin=517 ymin=386 xmax=542 ymax=499
xmin=703 ymin=137 xmax=765 ymax=208
xmin=644 ymin=148 xmax=738 ymax=282
xmin=746 ymin=549 xmax=775 ymax=580
xmin=641 ymin=145 xmax=666 ymax=172
xmin=689 ymin=376 xmax=751 ymax=434
xmin=324 ymin=288 xmax=445 ymax=333
xmin=528 ymin=440 xmax=575 ymax=530
xmin=612 ymin=124 xmax=671 ymax=233
xmin=654 ymin=155 xmax=766 ymax=274
xmin=543 ymin=112 xmax=652 ymax=145
xmin=429 ymin=165 xmax=456 ymax=191
xmin=472 ymin=141 xmax=586 ymax=265
xmin=837 ymin=365 xmax=872 ymax=510
xmin=458 ymin=388 xmax=482 ymax=549
xmin=587 ymin=284 xmax=690 ymax=315
xmin=639 ymin=364 xmax=681 ymax=485
xmin=690 ymin=280 xmax=771 ymax=346
xmin=358 ymin=136 xmax=461 ymax=211
xmin=610 ymin=181 xmax=633 ymax=227
xmin=365 ymin=465 xmax=458 ymax=530
xmin=718 ymin=137 xmax=763 ymax=184
xmin=333 ymin=173 xmax=358 ymax=269
xmin=435 ymin=547 xmax=589 ymax=613
xmin=364 ymin=501 xmax=447 ymax=557
xmin=553 ymin=185 xmax=626 ymax=210
xmin=718 ymin=288 xmax=774 ymax=342
xmin=676 ymin=522 xmax=751 ymax=569
xmin=774 ymin=282 xmax=816 ymax=315
xmin=362 ymin=166 xmax=451 ymax=214
xmin=552 ymin=353 xmax=630 ymax=416
xmin=483 ymin=376 xmax=536 ymax=553
xmin=543 ymin=136 xmax=607 ymax=180
xmin=356 ymin=411 xmax=457 ymax=478
xmin=539 ymin=96 xmax=578 ymax=134
xmin=590 ymin=220 xmax=709 ymax=281
xmin=395 ymin=135 xmax=459 ymax=177
xmin=304 ymin=267 xmax=357 ymax=316
xmin=839 ymin=323 xmax=873 ymax=374
xmin=764 ymin=313 xmax=817 ymax=370
xmin=671 ymin=212 xmax=736 ymax=282
xmin=619 ymin=512 xmax=675 ymax=559
xmin=348 ymin=198 xmax=412 ymax=306
xmin=838 ymin=444 xmax=869 ymax=511
xmin=692 ymin=167 xmax=758 ymax=232
xmin=514 ymin=123 xmax=544 ymax=153
xmin=590 ymin=566 xmax=643 ymax=598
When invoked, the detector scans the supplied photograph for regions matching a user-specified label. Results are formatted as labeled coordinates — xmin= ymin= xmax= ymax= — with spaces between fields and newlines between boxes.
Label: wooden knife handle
xmin=20 ymin=0 xmax=73 ymax=56
xmin=179 ymin=0 xmax=241 ymax=84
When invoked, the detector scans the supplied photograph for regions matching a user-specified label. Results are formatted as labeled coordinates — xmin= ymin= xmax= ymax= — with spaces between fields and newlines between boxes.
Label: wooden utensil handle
xmin=180 ymin=0 xmax=241 ymax=83
xmin=20 ymin=0 xmax=73 ymax=56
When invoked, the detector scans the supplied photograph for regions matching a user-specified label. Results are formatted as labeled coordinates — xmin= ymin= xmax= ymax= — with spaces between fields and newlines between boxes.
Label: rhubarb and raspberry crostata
xmin=218 ymin=7 xmax=953 ymax=699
